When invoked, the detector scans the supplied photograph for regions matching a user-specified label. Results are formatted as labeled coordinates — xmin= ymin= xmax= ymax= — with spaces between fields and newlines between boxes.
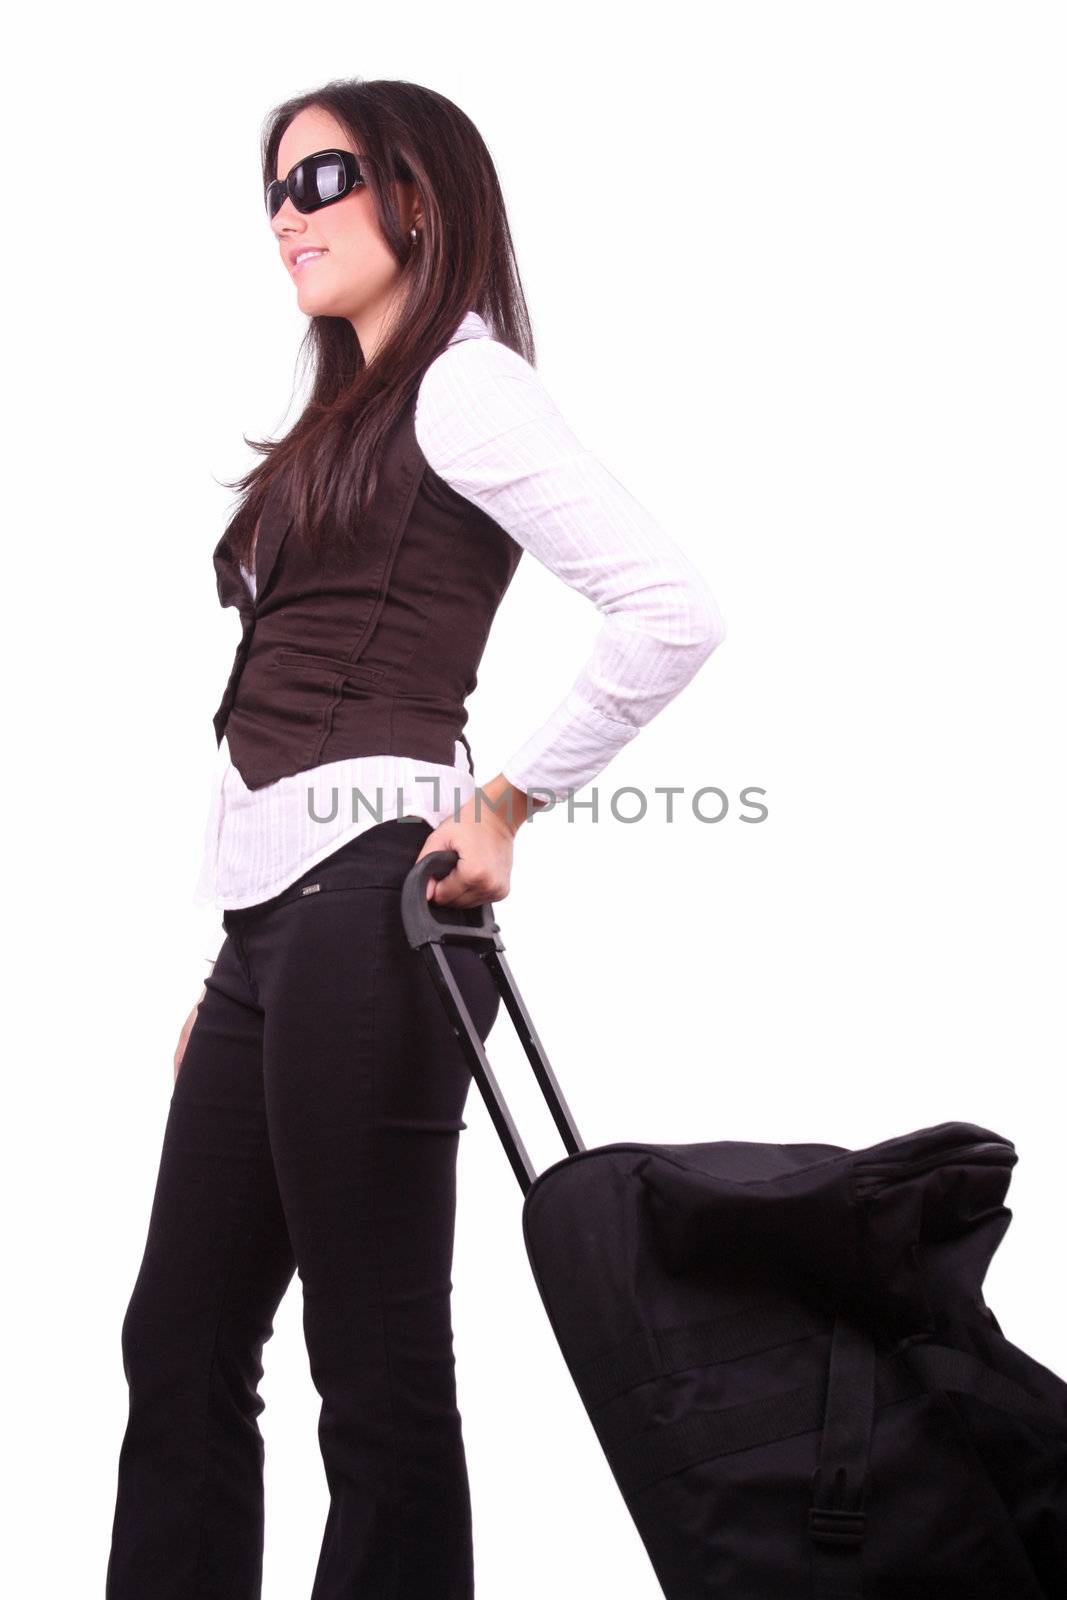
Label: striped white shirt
xmin=193 ymin=309 xmax=725 ymax=914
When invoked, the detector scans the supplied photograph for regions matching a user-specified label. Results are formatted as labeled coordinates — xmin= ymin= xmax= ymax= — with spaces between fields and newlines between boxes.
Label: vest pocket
xmin=274 ymin=648 xmax=386 ymax=686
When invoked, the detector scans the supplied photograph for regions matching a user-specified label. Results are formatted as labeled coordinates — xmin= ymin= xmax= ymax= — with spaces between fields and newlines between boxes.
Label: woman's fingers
xmin=415 ymin=803 xmax=516 ymax=909
xmin=419 ymin=844 xmax=510 ymax=908
xmin=436 ymin=859 xmax=510 ymax=909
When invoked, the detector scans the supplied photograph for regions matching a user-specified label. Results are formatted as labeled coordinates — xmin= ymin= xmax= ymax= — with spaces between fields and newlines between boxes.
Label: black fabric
xmin=808 ymin=1315 xmax=877 ymax=1599
xmin=106 ymin=818 xmax=502 ymax=1599
xmin=520 ymin=1125 xmax=1067 ymax=1597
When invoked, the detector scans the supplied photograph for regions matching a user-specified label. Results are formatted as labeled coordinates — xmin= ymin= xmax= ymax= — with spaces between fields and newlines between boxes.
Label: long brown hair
xmin=221 ymin=77 xmax=535 ymax=566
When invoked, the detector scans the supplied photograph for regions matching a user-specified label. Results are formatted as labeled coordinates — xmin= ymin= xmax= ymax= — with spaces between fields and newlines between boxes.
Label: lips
xmin=289 ymin=247 xmax=328 ymax=272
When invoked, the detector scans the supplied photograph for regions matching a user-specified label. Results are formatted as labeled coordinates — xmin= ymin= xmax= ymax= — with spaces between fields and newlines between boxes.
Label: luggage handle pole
xmin=401 ymin=849 xmax=586 ymax=1196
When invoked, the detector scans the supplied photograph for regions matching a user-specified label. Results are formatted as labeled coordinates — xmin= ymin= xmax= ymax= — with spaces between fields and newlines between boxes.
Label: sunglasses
xmin=265 ymin=149 xmax=367 ymax=222
xmin=265 ymin=147 xmax=415 ymax=222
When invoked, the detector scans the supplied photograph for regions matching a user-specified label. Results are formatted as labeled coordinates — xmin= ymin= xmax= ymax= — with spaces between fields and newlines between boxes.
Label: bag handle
xmin=401 ymin=849 xmax=586 ymax=1195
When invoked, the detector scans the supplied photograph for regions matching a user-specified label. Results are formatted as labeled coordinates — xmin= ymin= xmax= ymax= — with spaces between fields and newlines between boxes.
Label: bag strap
xmin=902 ymin=1341 xmax=1065 ymax=1435
xmin=808 ymin=1314 xmax=878 ymax=1599
xmin=601 ymin=1325 xmax=918 ymax=1496
xmin=574 ymin=1300 xmax=833 ymax=1411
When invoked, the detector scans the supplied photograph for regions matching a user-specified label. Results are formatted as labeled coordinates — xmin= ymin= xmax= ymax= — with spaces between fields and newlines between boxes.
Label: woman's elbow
xmin=684 ymin=575 xmax=727 ymax=658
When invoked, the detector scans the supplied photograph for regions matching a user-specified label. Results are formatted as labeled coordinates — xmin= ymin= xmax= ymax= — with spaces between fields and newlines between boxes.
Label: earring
xmin=410 ymin=226 xmax=418 ymax=241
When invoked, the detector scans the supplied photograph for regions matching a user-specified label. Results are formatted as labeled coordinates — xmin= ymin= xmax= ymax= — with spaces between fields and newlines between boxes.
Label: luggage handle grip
xmin=400 ymin=848 xmax=506 ymax=950
xmin=401 ymin=849 xmax=586 ymax=1195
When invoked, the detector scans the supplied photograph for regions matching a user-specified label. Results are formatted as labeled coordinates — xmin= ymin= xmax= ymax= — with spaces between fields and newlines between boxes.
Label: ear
xmin=397 ymin=178 xmax=422 ymax=234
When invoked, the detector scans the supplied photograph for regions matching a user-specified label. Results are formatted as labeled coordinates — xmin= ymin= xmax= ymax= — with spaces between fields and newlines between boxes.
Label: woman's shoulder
xmin=414 ymin=325 xmax=552 ymax=454
xmin=422 ymin=318 xmax=541 ymax=392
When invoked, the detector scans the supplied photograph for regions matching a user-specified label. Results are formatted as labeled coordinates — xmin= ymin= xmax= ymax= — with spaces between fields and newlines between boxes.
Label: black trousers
xmin=106 ymin=816 xmax=501 ymax=1599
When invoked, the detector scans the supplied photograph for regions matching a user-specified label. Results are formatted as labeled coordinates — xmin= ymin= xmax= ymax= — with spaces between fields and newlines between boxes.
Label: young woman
xmin=107 ymin=77 xmax=725 ymax=1600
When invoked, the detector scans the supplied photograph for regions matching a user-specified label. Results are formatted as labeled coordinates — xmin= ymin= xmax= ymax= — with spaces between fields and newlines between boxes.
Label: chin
xmin=297 ymin=290 xmax=336 ymax=316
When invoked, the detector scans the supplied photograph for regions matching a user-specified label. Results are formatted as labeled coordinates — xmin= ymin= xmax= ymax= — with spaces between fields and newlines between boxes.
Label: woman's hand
xmin=415 ymin=774 xmax=545 ymax=910
xmin=173 ymin=985 xmax=207 ymax=1084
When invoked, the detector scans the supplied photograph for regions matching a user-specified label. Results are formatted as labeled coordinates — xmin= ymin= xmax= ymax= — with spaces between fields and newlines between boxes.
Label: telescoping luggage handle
xmin=401 ymin=849 xmax=586 ymax=1195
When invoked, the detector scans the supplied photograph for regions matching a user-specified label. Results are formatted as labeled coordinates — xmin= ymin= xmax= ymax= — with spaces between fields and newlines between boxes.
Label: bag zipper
xmin=851 ymin=1138 xmax=1015 ymax=1190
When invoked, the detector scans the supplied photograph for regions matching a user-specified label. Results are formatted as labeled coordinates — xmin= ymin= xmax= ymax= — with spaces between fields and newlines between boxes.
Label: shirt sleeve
xmin=413 ymin=336 xmax=726 ymax=806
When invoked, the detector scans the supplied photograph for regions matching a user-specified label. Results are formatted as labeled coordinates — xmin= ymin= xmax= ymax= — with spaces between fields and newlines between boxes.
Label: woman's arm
xmin=418 ymin=337 xmax=725 ymax=800
xmin=413 ymin=335 xmax=726 ymax=902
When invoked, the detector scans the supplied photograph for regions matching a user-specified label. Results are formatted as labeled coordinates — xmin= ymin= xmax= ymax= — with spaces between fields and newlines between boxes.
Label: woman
xmin=107 ymin=77 xmax=725 ymax=1600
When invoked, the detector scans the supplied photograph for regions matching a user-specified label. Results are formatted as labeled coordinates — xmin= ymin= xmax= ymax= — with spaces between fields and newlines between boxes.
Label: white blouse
xmin=193 ymin=309 xmax=725 ymax=918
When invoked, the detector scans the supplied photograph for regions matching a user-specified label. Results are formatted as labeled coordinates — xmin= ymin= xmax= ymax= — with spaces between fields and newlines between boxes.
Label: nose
xmin=271 ymin=197 xmax=308 ymax=240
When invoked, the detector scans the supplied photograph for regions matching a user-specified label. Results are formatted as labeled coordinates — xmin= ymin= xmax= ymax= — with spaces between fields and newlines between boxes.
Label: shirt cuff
xmin=500 ymin=688 xmax=641 ymax=807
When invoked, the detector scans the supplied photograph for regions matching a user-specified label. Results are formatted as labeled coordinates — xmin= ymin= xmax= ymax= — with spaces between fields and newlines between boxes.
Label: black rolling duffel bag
xmin=402 ymin=851 xmax=1067 ymax=1599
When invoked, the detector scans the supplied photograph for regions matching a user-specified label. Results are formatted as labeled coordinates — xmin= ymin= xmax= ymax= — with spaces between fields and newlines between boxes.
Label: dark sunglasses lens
xmin=311 ymin=153 xmax=348 ymax=207
xmin=288 ymin=154 xmax=346 ymax=213
xmin=266 ymin=153 xmax=359 ymax=220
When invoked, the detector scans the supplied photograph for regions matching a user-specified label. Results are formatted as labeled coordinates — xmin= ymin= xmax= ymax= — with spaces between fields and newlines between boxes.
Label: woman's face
xmin=270 ymin=106 xmax=417 ymax=332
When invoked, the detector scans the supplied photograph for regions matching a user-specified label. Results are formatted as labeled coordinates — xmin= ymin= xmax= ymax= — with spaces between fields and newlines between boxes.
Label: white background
xmin=4 ymin=3 xmax=1065 ymax=1594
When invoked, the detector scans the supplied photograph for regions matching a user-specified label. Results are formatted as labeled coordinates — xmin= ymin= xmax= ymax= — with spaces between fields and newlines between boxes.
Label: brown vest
xmin=210 ymin=342 xmax=524 ymax=791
